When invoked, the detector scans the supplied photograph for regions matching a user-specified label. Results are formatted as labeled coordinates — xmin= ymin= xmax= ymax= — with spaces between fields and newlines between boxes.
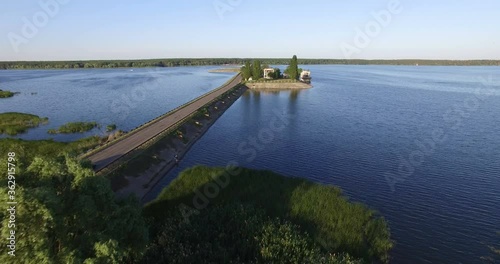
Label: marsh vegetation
xmin=48 ymin=121 xmax=98 ymax=134
xmin=0 ymin=89 xmax=15 ymax=98
xmin=144 ymin=166 xmax=393 ymax=263
xmin=0 ymin=112 xmax=48 ymax=135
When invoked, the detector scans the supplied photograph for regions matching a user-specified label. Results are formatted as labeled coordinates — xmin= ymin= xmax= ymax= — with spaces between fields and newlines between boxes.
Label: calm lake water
xmin=2 ymin=65 xmax=500 ymax=263
xmin=0 ymin=66 xmax=235 ymax=141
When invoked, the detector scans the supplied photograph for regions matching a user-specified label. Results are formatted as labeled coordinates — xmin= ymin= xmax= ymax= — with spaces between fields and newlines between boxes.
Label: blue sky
xmin=0 ymin=0 xmax=499 ymax=61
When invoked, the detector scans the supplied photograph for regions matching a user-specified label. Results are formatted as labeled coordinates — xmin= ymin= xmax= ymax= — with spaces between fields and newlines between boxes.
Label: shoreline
xmin=208 ymin=68 xmax=240 ymax=73
xmin=245 ymin=81 xmax=312 ymax=89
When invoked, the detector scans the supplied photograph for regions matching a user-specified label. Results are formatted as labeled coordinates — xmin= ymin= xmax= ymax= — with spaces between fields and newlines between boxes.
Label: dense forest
xmin=0 ymin=58 xmax=499 ymax=69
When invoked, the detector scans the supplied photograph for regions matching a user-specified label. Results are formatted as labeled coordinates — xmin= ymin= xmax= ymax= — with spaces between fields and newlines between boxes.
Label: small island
xmin=241 ymin=55 xmax=312 ymax=89
xmin=106 ymin=124 xmax=117 ymax=132
xmin=0 ymin=112 xmax=48 ymax=135
xmin=48 ymin=121 xmax=98 ymax=134
xmin=0 ymin=89 xmax=15 ymax=98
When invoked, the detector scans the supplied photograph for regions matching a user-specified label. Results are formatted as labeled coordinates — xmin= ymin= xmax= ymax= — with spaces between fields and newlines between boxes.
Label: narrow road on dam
xmin=86 ymin=73 xmax=242 ymax=171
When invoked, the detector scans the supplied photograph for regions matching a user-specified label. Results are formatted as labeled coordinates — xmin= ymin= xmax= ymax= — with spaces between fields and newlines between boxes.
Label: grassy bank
xmin=0 ymin=112 xmax=48 ymax=135
xmin=0 ymin=136 xmax=102 ymax=164
xmin=144 ymin=166 xmax=393 ymax=263
xmin=48 ymin=121 xmax=98 ymax=134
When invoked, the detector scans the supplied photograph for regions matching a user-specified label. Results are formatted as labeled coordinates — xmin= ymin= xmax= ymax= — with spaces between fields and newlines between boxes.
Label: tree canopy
xmin=252 ymin=60 xmax=262 ymax=80
xmin=0 ymin=154 xmax=148 ymax=263
xmin=285 ymin=55 xmax=300 ymax=80
xmin=241 ymin=61 xmax=252 ymax=80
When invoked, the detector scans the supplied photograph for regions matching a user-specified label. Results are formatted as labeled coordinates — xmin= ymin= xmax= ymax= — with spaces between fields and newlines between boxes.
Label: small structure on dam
xmin=263 ymin=68 xmax=275 ymax=79
xmin=300 ymin=70 xmax=312 ymax=83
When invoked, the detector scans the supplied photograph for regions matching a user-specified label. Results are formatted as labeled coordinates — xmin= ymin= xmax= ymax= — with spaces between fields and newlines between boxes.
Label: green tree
xmin=285 ymin=55 xmax=299 ymax=80
xmin=0 ymin=155 xmax=148 ymax=263
xmin=273 ymin=68 xmax=282 ymax=79
xmin=241 ymin=61 xmax=252 ymax=80
xmin=252 ymin=60 xmax=262 ymax=80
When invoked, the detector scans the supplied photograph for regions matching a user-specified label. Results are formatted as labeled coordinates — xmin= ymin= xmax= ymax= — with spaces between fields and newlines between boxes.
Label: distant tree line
xmin=1 ymin=58 xmax=499 ymax=69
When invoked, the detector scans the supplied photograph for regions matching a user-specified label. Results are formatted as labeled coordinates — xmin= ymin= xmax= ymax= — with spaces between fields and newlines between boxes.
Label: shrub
xmin=49 ymin=122 xmax=98 ymax=134
xmin=142 ymin=203 xmax=361 ymax=264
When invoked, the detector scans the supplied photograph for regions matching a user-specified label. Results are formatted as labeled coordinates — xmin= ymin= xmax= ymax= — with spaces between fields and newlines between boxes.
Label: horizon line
xmin=1 ymin=57 xmax=500 ymax=63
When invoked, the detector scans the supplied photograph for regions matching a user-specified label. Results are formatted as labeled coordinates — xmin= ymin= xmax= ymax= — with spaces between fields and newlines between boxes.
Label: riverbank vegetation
xmin=144 ymin=166 xmax=393 ymax=263
xmin=48 ymin=121 xmax=98 ymax=134
xmin=1 ymin=58 xmax=499 ymax=69
xmin=0 ymin=149 xmax=147 ymax=263
xmin=0 ymin=136 xmax=101 ymax=164
xmin=0 ymin=112 xmax=48 ymax=135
